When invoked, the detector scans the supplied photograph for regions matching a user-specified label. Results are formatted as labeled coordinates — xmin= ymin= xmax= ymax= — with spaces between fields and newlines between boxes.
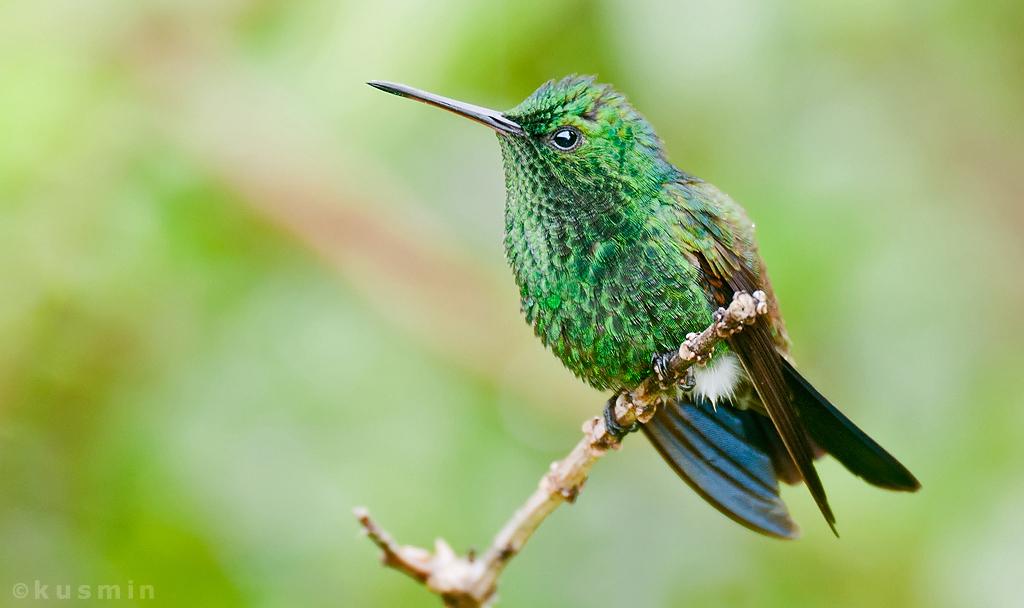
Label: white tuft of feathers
xmin=691 ymin=353 xmax=742 ymax=407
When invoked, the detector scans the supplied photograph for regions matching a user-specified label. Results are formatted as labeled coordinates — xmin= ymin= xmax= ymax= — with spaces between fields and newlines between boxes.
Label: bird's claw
xmin=678 ymin=368 xmax=696 ymax=392
xmin=651 ymin=351 xmax=674 ymax=384
xmin=652 ymin=350 xmax=695 ymax=391
xmin=603 ymin=394 xmax=640 ymax=438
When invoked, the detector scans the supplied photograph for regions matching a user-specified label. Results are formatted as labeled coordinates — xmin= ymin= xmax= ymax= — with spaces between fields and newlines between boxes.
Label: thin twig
xmin=356 ymin=290 xmax=769 ymax=607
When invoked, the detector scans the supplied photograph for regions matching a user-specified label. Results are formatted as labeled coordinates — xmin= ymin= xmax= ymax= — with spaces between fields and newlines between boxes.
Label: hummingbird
xmin=368 ymin=75 xmax=919 ymax=538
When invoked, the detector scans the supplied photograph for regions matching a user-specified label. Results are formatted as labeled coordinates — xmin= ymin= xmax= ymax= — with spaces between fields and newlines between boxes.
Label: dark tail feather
xmin=642 ymin=396 xmax=801 ymax=539
xmin=728 ymin=321 xmax=838 ymax=536
xmin=749 ymin=412 xmax=803 ymax=485
xmin=783 ymin=360 xmax=921 ymax=491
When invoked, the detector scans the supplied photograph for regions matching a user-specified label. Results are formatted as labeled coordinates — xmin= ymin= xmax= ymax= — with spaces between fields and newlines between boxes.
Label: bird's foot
xmin=678 ymin=368 xmax=695 ymax=392
xmin=651 ymin=350 xmax=695 ymax=390
xmin=603 ymin=393 xmax=640 ymax=438
xmin=651 ymin=351 xmax=673 ymax=383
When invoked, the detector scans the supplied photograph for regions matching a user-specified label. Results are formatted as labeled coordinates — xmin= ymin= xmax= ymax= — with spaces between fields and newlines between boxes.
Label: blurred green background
xmin=2 ymin=0 xmax=1023 ymax=606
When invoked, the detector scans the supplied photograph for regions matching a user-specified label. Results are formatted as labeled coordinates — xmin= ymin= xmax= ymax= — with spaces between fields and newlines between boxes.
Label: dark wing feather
xmin=642 ymin=397 xmax=800 ymax=539
xmin=784 ymin=360 xmax=921 ymax=491
xmin=695 ymin=250 xmax=839 ymax=536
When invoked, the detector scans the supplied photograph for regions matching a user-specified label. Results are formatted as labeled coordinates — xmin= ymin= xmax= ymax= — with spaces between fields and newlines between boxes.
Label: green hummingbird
xmin=368 ymin=75 xmax=919 ymax=538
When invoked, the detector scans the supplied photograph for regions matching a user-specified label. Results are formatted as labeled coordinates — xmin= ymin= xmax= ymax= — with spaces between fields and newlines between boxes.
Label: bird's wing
xmin=663 ymin=180 xmax=838 ymax=535
xmin=642 ymin=395 xmax=801 ymax=538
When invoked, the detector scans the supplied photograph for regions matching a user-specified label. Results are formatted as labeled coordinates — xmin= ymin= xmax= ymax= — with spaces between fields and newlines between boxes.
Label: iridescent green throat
xmin=496 ymin=77 xmax=715 ymax=389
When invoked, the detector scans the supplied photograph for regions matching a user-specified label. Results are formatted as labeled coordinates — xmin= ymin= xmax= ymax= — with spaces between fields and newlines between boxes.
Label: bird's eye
xmin=550 ymin=127 xmax=581 ymax=151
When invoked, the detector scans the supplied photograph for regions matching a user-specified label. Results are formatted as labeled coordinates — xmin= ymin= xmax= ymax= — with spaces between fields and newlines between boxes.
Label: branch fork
xmin=355 ymin=291 xmax=769 ymax=607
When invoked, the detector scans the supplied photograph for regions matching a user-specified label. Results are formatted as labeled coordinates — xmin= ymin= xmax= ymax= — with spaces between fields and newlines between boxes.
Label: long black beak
xmin=367 ymin=81 xmax=524 ymax=136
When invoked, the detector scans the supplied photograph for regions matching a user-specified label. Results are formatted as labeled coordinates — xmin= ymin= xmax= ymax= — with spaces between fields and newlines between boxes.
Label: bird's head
xmin=501 ymin=75 xmax=670 ymax=196
xmin=368 ymin=76 xmax=674 ymax=219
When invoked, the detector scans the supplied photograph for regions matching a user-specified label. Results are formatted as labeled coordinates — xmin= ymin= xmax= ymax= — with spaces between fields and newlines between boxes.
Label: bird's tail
xmin=641 ymin=362 xmax=919 ymax=538
xmin=782 ymin=360 xmax=920 ymax=492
